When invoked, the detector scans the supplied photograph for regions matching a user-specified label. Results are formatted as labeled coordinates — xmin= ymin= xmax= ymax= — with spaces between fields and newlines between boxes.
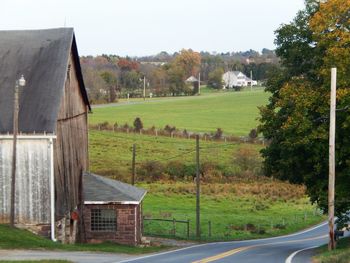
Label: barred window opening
xmin=91 ymin=209 xmax=116 ymax=231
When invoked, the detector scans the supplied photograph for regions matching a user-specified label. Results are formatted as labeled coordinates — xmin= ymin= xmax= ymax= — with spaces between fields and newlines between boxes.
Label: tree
xmin=100 ymin=71 xmax=118 ymax=102
xmin=173 ymin=49 xmax=201 ymax=77
xmin=259 ymin=0 xmax=350 ymax=227
xmin=133 ymin=117 xmax=143 ymax=132
xmin=208 ymin=68 xmax=224 ymax=89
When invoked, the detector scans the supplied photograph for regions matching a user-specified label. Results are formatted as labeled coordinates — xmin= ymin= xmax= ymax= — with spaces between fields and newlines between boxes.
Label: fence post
xmin=208 ymin=221 xmax=212 ymax=238
xmin=173 ymin=218 xmax=176 ymax=237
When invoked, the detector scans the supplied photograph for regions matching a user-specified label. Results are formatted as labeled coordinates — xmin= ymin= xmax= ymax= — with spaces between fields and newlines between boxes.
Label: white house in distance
xmin=222 ymin=71 xmax=258 ymax=88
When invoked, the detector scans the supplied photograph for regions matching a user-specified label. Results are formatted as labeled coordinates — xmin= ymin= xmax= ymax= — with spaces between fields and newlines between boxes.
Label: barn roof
xmin=83 ymin=173 xmax=147 ymax=204
xmin=0 ymin=28 xmax=90 ymax=134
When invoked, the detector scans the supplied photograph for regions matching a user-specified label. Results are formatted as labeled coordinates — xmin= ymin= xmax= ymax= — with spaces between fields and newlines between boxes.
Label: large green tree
xmin=259 ymin=0 xmax=350 ymax=226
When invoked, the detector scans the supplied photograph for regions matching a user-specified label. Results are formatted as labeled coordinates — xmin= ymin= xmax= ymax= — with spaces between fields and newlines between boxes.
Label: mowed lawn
xmin=89 ymin=89 xmax=269 ymax=136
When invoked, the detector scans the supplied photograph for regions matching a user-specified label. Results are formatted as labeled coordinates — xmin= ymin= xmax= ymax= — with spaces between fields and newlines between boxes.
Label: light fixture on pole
xmin=10 ymin=74 xmax=26 ymax=227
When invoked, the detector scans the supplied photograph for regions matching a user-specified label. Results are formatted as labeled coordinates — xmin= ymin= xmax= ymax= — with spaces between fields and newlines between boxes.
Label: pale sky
xmin=1 ymin=0 xmax=305 ymax=56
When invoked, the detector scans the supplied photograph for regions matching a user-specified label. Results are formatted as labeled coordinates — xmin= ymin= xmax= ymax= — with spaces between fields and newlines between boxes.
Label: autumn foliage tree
xmin=259 ymin=0 xmax=350 ymax=227
xmin=173 ymin=49 xmax=201 ymax=77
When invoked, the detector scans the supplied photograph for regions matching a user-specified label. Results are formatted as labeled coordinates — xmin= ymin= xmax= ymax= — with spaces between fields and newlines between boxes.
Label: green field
xmin=89 ymin=88 xmax=269 ymax=136
xmin=89 ymin=130 xmax=261 ymax=180
xmin=89 ymin=130 xmax=325 ymax=240
xmin=88 ymin=89 xmax=325 ymax=241
xmin=142 ymin=187 xmax=323 ymax=241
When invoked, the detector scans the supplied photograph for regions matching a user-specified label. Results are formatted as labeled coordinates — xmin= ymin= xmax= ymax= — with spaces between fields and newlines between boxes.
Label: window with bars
xmin=91 ymin=209 xmax=117 ymax=232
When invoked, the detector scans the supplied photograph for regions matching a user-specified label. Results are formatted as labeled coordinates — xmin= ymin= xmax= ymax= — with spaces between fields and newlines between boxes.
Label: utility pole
xmin=250 ymin=70 xmax=253 ymax=91
xmin=131 ymin=144 xmax=136 ymax=185
xmin=196 ymin=135 xmax=201 ymax=238
xmin=10 ymin=75 xmax=25 ymax=227
xmin=198 ymin=72 xmax=201 ymax=95
xmin=143 ymin=76 xmax=146 ymax=101
xmin=328 ymin=68 xmax=336 ymax=250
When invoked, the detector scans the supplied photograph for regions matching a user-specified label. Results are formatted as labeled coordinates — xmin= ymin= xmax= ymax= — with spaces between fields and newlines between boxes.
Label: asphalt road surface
xmin=120 ymin=221 xmax=343 ymax=263
xmin=1 ymin=222 xmax=345 ymax=263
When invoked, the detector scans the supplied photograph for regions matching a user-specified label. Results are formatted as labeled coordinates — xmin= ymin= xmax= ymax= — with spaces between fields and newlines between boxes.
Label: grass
xmin=89 ymin=88 xmax=269 ymax=136
xmin=0 ymin=225 xmax=168 ymax=254
xmin=140 ymin=182 xmax=324 ymax=241
xmin=89 ymin=130 xmax=262 ymax=180
xmin=89 ymin=130 xmax=325 ymax=241
xmin=313 ymin=237 xmax=350 ymax=263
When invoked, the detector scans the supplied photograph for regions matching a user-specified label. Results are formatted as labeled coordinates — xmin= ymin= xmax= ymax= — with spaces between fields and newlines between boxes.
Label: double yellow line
xmin=192 ymin=234 xmax=327 ymax=263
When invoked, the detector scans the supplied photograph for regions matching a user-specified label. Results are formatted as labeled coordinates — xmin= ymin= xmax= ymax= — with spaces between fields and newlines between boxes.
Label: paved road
xmin=120 ymin=221 xmax=344 ymax=263
xmin=0 ymin=249 xmax=132 ymax=263
xmin=1 ymin=222 xmax=345 ymax=263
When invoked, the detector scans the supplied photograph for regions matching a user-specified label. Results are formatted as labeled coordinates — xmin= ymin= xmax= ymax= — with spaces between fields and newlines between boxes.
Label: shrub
xmin=133 ymin=117 xmax=143 ymax=132
xmin=98 ymin=121 xmax=110 ymax=130
xmin=213 ymin=128 xmax=223 ymax=140
xmin=165 ymin=161 xmax=186 ymax=179
xmin=138 ymin=161 xmax=164 ymax=181
xmin=249 ymin=128 xmax=258 ymax=139
xmin=200 ymin=161 xmax=223 ymax=183
xmin=234 ymin=146 xmax=262 ymax=174
xmin=183 ymin=129 xmax=189 ymax=138
xmin=164 ymin=125 xmax=176 ymax=134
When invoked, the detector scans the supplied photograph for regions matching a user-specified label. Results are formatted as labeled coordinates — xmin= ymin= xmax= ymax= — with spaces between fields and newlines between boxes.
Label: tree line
xmin=81 ymin=48 xmax=279 ymax=104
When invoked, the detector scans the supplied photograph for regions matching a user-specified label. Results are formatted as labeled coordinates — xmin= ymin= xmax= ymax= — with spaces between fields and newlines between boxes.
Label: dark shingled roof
xmin=83 ymin=173 xmax=147 ymax=204
xmin=0 ymin=28 xmax=90 ymax=134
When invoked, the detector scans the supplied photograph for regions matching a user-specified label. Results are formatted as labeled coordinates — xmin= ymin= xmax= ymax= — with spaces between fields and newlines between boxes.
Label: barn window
xmin=91 ymin=209 xmax=116 ymax=231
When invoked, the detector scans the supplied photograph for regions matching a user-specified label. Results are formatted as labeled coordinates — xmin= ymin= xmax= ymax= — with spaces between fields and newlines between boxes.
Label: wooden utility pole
xmin=198 ymin=73 xmax=201 ymax=95
xmin=328 ymin=67 xmax=337 ymax=250
xmin=195 ymin=135 xmax=201 ymax=238
xmin=10 ymin=82 xmax=19 ymax=227
xmin=131 ymin=144 xmax=136 ymax=185
xmin=143 ymin=76 xmax=146 ymax=101
xmin=250 ymin=70 xmax=253 ymax=91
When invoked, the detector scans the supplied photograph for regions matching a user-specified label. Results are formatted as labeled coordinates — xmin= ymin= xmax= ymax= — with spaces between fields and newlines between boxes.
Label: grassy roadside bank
xmin=0 ymin=225 xmax=168 ymax=254
xmin=313 ymin=237 xmax=350 ymax=263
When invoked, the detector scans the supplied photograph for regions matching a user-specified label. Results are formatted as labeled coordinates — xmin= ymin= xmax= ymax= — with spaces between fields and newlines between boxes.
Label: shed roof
xmin=0 ymin=28 xmax=90 ymax=134
xmin=83 ymin=173 xmax=147 ymax=204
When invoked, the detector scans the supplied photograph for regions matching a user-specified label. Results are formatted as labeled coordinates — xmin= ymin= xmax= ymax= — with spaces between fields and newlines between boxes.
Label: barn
xmin=0 ymin=28 xmax=90 ymax=242
xmin=0 ymin=28 xmax=147 ymax=246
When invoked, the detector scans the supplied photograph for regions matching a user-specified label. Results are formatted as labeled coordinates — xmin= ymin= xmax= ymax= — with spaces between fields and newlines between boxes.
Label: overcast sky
xmin=1 ymin=0 xmax=305 ymax=56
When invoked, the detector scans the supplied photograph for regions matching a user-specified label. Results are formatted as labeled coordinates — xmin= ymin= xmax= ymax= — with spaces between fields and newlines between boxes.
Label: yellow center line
xmin=191 ymin=234 xmax=327 ymax=263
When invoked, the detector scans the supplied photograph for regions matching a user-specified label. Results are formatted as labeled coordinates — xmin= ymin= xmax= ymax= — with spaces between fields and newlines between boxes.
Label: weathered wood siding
xmin=0 ymin=138 xmax=51 ymax=224
xmin=54 ymin=50 xmax=88 ymax=219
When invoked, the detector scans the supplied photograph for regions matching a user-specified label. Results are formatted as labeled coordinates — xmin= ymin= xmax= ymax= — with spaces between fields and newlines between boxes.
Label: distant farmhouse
xmin=0 ymin=28 xmax=146 ymax=245
xmin=222 ymin=71 xmax=258 ymax=88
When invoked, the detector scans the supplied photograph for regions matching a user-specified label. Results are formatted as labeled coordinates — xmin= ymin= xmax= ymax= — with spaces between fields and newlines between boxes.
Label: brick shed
xmin=83 ymin=173 xmax=146 ymax=246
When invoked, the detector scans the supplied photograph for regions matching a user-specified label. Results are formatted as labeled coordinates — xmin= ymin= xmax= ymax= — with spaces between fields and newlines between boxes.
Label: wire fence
xmin=143 ymin=208 xmax=324 ymax=241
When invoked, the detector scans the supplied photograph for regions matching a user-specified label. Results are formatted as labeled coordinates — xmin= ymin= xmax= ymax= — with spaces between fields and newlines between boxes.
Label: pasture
xmin=89 ymin=88 xmax=269 ymax=136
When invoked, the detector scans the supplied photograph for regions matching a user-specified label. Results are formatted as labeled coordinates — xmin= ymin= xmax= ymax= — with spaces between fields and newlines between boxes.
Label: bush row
xmin=89 ymin=121 xmax=266 ymax=145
